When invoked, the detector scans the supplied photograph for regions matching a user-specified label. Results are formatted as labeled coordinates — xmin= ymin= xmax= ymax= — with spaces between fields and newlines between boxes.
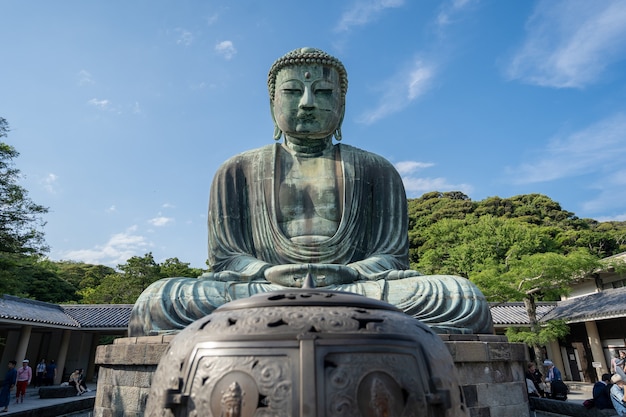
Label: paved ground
xmin=533 ymin=382 xmax=594 ymax=417
xmin=1 ymin=383 xmax=96 ymax=416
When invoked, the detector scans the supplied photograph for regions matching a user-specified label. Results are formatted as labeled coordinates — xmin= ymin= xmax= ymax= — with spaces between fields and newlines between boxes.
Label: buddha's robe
xmin=128 ymin=143 xmax=493 ymax=336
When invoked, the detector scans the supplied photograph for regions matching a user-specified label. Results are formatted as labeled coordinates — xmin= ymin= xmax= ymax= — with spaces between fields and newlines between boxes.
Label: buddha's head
xmin=268 ymin=47 xmax=348 ymax=142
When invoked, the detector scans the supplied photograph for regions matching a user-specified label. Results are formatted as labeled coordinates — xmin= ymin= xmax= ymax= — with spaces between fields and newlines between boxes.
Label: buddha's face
xmin=273 ymin=64 xmax=343 ymax=140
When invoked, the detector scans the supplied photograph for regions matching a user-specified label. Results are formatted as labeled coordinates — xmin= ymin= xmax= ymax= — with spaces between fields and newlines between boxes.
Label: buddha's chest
xmin=276 ymin=156 xmax=343 ymax=239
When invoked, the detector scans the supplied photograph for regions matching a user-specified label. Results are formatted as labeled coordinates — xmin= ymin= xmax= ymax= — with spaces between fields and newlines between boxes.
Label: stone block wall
xmin=93 ymin=335 xmax=173 ymax=417
xmin=442 ymin=334 xmax=529 ymax=417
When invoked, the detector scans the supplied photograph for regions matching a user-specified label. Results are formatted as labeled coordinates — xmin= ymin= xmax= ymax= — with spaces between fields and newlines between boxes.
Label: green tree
xmin=0 ymin=118 xmax=49 ymax=256
xmin=492 ymin=250 xmax=601 ymax=364
xmin=41 ymin=260 xmax=116 ymax=290
xmin=160 ymin=257 xmax=203 ymax=278
xmin=410 ymin=195 xmax=606 ymax=364
xmin=81 ymin=253 xmax=205 ymax=304
xmin=0 ymin=255 xmax=79 ymax=302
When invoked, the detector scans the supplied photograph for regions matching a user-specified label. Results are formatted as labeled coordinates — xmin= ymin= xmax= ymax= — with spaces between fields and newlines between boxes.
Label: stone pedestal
xmin=442 ymin=334 xmax=530 ymax=417
xmin=93 ymin=335 xmax=173 ymax=417
xmin=94 ymin=334 xmax=528 ymax=417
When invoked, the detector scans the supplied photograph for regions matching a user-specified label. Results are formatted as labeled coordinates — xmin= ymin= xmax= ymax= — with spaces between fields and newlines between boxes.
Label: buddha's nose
xmin=299 ymin=86 xmax=315 ymax=109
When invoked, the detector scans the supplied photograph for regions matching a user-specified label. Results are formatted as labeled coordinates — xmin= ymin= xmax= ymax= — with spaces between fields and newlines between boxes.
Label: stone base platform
xmin=94 ymin=334 xmax=529 ymax=417
xmin=38 ymin=385 xmax=79 ymax=398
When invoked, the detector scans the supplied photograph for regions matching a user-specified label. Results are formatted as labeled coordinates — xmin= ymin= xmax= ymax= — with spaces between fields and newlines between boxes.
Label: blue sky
xmin=2 ymin=0 xmax=626 ymax=270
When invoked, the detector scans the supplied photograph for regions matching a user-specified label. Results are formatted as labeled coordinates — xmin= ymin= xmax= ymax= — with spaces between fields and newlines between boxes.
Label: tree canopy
xmin=80 ymin=253 xmax=204 ymax=304
xmin=0 ymin=117 xmax=49 ymax=256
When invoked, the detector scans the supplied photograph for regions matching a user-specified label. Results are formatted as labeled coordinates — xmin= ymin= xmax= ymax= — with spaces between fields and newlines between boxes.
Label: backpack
xmin=551 ymin=380 xmax=568 ymax=401
xmin=582 ymin=399 xmax=595 ymax=409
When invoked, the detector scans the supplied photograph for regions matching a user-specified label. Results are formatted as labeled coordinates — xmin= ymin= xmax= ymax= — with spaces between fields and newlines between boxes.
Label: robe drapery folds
xmin=208 ymin=143 xmax=410 ymax=278
xmin=128 ymin=143 xmax=494 ymax=336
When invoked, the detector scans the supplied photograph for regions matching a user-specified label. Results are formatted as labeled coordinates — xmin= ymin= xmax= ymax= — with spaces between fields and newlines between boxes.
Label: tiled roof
xmin=0 ymin=295 xmax=131 ymax=330
xmin=0 ymin=295 xmax=79 ymax=327
xmin=489 ymin=302 xmax=557 ymax=326
xmin=540 ymin=286 xmax=626 ymax=323
xmin=61 ymin=304 xmax=133 ymax=328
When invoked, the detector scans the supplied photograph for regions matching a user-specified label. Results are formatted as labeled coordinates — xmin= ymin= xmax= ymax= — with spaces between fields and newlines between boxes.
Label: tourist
xmin=544 ymin=360 xmax=567 ymax=400
xmin=15 ymin=359 xmax=31 ymax=404
xmin=593 ymin=373 xmax=614 ymax=410
xmin=610 ymin=374 xmax=626 ymax=415
xmin=68 ymin=369 xmax=86 ymax=396
xmin=78 ymin=369 xmax=89 ymax=393
xmin=613 ymin=351 xmax=626 ymax=375
xmin=544 ymin=359 xmax=562 ymax=382
xmin=35 ymin=359 xmax=46 ymax=387
xmin=526 ymin=362 xmax=544 ymax=397
xmin=0 ymin=361 xmax=17 ymax=413
xmin=45 ymin=360 xmax=56 ymax=386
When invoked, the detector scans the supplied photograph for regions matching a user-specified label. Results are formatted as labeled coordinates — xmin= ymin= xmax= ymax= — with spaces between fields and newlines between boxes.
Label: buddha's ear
xmin=334 ymin=103 xmax=345 ymax=141
xmin=270 ymin=101 xmax=282 ymax=141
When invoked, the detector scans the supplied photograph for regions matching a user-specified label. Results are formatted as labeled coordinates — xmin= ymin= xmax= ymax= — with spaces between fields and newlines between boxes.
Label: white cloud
xmin=78 ymin=70 xmax=94 ymax=86
xmin=176 ymin=29 xmax=194 ymax=46
xmin=206 ymin=13 xmax=219 ymax=26
xmin=395 ymin=160 xmax=472 ymax=197
xmin=581 ymin=169 xmax=626 ymax=215
xmin=149 ymin=216 xmax=174 ymax=227
xmin=407 ymin=63 xmax=435 ymax=100
xmin=506 ymin=0 xmax=626 ymax=88
xmin=106 ymin=205 xmax=117 ymax=213
xmin=508 ymin=113 xmax=626 ymax=184
xmin=88 ymin=98 xmax=110 ymax=110
xmin=436 ymin=0 xmax=475 ymax=27
xmin=62 ymin=226 xmax=151 ymax=267
xmin=359 ymin=59 xmax=435 ymax=124
xmin=402 ymin=176 xmax=473 ymax=197
xmin=597 ymin=212 xmax=626 ymax=222
xmin=336 ymin=0 xmax=405 ymax=32
xmin=161 ymin=203 xmax=175 ymax=209
xmin=41 ymin=173 xmax=58 ymax=194
xmin=394 ymin=161 xmax=434 ymax=175
xmin=215 ymin=41 xmax=236 ymax=60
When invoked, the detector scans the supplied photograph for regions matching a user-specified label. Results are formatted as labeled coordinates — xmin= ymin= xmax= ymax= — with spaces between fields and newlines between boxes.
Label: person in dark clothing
xmin=45 ymin=360 xmax=56 ymax=386
xmin=594 ymin=373 xmax=615 ymax=410
xmin=526 ymin=362 xmax=545 ymax=398
xmin=0 ymin=360 xmax=17 ymax=413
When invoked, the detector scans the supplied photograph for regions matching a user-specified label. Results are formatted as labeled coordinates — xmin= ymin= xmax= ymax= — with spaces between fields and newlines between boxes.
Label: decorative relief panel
xmin=185 ymin=355 xmax=293 ymax=417
xmin=324 ymin=352 xmax=426 ymax=417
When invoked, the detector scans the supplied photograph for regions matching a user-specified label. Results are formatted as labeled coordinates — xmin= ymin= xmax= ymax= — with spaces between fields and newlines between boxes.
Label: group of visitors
xmin=589 ymin=350 xmax=626 ymax=415
xmin=0 ymin=359 xmax=31 ymax=413
xmin=525 ymin=359 xmax=567 ymax=400
xmin=524 ymin=350 xmax=626 ymax=415
xmin=34 ymin=359 xmax=57 ymax=387
xmin=68 ymin=368 xmax=89 ymax=396
xmin=0 ymin=357 xmax=76 ymax=413
xmin=590 ymin=372 xmax=626 ymax=415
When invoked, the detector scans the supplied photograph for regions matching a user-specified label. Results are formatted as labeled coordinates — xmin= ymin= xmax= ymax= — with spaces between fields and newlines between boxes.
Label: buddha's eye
xmin=315 ymin=88 xmax=333 ymax=96
xmin=279 ymin=81 xmax=302 ymax=95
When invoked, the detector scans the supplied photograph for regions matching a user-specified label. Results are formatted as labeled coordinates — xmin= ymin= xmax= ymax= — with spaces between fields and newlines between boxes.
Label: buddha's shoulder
xmin=217 ymin=144 xmax=277 ymax=168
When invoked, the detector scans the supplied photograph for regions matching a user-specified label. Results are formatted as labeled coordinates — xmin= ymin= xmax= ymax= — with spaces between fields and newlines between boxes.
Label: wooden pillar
xmin=585 ymin=320 xmax=608 ymax=381
xmin=15 ymin=325 xmax=32 ymax=363
xmin=55 ymin=330 xmax=71 ymax=384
